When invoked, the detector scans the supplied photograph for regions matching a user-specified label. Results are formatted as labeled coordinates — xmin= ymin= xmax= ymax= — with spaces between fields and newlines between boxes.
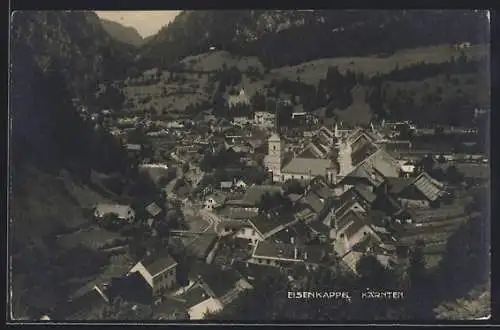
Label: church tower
xmin=265 ymin=133 xmax=285 ymax=182
xmin=264 ymin=108 xmax=285 ymax=182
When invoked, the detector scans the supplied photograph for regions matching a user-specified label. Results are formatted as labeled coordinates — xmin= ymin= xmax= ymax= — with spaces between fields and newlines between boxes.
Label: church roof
xmin=282 ymin=158 xmax=333 ymax=177
xmin=269 ymin=133 xmax=281 ymax=142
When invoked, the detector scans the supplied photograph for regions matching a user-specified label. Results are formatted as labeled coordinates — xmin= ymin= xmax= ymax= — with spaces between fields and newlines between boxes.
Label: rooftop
xmin=282 ymin=158 xmax=334 ymax=177
xmin=243 ymin=185 xmax=283 ymax=206
xmin=141 ymin=251 xmax=178 ymax=277
xmin=253 ymin=241 xmax=326 ymax=264
xmin=249 ymin=213 xmax=296 ymax=237
xmin=145 ymin=202 xmax=163 ymax=217
xmin=192 ymin=262 xmax=245 ymax=298
xmin=94 ymin=204 xmax=133 ymax=219
xmin=411 ymin=172 xmax=444 ymax=202
xmin=218 ymin=207 xmax=259 ymax=220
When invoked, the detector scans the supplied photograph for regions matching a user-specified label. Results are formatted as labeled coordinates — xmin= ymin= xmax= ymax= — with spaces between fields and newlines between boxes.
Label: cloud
xmin=95 ymin=11 xmax=181 ymax=38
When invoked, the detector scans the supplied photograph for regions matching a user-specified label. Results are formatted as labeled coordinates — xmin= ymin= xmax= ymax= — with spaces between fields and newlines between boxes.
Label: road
xmin=199 ymin=209 xmax=225 ymax=235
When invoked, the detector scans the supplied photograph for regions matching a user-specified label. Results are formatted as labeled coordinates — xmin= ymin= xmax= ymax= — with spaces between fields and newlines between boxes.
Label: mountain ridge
xmin=100 ymin=18 xmax=144 ymax=47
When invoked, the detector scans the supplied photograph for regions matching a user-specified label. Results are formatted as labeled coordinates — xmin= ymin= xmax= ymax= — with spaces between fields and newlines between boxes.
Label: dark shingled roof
xmin=142 ymin=251 xmax=178 ymax=277
xmin=192 ymin=262 xmax=244 ymax=298
xmin=336 ymin=210 xmax=366 ymax=232
xmin=58 ymin=286 xmax=108 ymax=320
xmin=307 ymin=221 xmax=331 ymax=234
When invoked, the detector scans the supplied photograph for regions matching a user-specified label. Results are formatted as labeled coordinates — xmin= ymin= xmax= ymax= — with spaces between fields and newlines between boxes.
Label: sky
xmin=95 ymin=11 xmax=181 ymax=38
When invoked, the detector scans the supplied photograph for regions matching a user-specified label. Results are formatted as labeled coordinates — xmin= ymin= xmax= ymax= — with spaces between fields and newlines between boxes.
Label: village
xmin=39 ymin=78 xmax=490 ymax=321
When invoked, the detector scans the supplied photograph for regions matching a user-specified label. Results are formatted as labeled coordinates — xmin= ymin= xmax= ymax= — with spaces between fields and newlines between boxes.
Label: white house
xmin=94 ymin=204 xmax=135 ymax=223
xmin=204 ymin=194 xmax=226 ymax=210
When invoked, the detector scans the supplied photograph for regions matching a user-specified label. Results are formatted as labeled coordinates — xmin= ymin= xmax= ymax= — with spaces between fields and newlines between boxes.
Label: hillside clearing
xmin=272 ymin=44 xmax=488 ymax=85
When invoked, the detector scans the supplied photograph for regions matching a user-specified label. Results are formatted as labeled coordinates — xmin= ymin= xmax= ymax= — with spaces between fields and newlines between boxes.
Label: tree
xmin=283 ymin=179 xmax=305 ymax=195
xmin=444 ymin=165 xmax=463 ymax=185
xmin=98 ymin=297 xmax=152 ymax=320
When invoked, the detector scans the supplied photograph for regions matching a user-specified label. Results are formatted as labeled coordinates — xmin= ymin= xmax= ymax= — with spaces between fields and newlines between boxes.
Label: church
xmin=263 ymin=122 xmax=400 ymax=189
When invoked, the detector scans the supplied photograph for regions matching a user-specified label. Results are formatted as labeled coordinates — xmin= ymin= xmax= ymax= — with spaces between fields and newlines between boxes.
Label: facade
xmin=248 ymin=241 xmax=326 ymax=270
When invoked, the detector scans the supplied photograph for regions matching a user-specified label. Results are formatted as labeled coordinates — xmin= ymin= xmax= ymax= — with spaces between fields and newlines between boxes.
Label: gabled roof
xmin=302 ymin=191 xmax=325 ymax=214
xmin=336 ymin=209 xmax=366 ymax=233
xmin=145 ymin=202 xmax=162 ymax=217
xmin=344 ymin=149 xmax=401 ymax=186
xmin=282 ymin=158 xmax=333 ymax=176
xmin=252 ymin=241 xmax=326 ymax=264
xmin=307 ymin=221 xmax=331 ymax=234
xmin=243 ymin=185 xmax=283 ymax=205
xmin=218 ymin=207 xmax=259 ymax=220
xmin=408 ymin=172 xmax=444 ymax=202
xmin=220 ymin=181 xmax=234 ymax=189
xmin=249 ymin=213 xmax=297 ymax=238
xmin=61 ymin=285 xmax=109 ymax=320
xmin=141 ymin=251 xmax=178 ymax=278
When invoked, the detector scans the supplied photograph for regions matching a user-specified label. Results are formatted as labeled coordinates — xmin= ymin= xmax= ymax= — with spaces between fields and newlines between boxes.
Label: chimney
xmin=304 ymin=251 xmax=308 ymax=260
xmin=290 ymin=237 xmax=295 ymax=244
xmin=294 ymin=247 xmax=298 ymax=260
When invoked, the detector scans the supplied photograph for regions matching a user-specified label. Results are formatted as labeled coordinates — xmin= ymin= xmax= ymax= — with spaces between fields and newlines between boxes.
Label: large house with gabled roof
xmin=128 ymin=251 xmax=178 ymax=299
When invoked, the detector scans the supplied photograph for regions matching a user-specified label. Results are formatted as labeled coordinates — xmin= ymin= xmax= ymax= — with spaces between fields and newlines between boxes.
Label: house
xmin=227 ymin=88 xmax=250 ymax=108
xmin=56 ymin=285 xmax=109 ymax=320
xmin=233 ymin=116 xmax=252 ymax=127
xmin=225 ymin=185 xmax=283 ymax=210
xmin=269 ymin=221 xmax=314 ymax=245
xmin=247 ymin=214 xmax=299 ymax=244
xmin=220 ymin=181 xmax=234 ymax=191
xmin=93 ymin=204 xmax=135 ymax=223
xmin=185 ymin=285 xmax=224 ymax=320
xmin=307 ymin=221 xmax=332 ymax=243
xmin=234 ymin=179 xmax=248 ymax=190
xmin=145 ymin=202 xmax=163 ymax=220
xmin=204 ymin=193 xmax=227 ymax=210
xmin=249 ymin=241 xmax=327 ymax=270
xmin=175 ymin=264 xmax=253 ymax=320
xmin=126 ymin=143 xmax=143 ymax=153
xmin=128 ymin=252 xmax=178 ymax=300
xmin=246 ymin=139 xmax=265 ymax=154
xmin=390 ymin=172 xmax=445 ymax=208
xmin=339 ymin=148 xmax=401 ymax=192
xmin=332 ymin=209 xmax=395 ymax=273
xmin=215 ymin=118 xmax=233 ymax=133
xmin=399 ymin=160 xmax=416 ymax=177
xmin=254 ymin=111 xmax=276 ymax=128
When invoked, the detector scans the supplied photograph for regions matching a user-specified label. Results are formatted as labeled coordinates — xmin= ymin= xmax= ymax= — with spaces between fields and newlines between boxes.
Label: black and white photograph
xmin=8 ymin=9 xmax=491 ymax=323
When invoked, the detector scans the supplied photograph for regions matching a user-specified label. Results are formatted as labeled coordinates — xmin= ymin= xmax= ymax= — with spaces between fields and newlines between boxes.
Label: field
xmin=272 ymin=45 xmax=488 ymax=84
xmin=334 ymin=85 xmax=372 ymax=126
xmin=57 ymin=225 xmax=121 ymax=250
xmin=119 ymin=43 xmax=488 ymax=124
xmin=10 ymin=166 xmax=97 ymax=247
xmin=180 ymin=50 xmax=264 ymax=72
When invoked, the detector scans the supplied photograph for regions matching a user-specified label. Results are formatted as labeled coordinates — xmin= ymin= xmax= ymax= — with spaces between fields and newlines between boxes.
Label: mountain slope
xmin=11 ymin=11 xmax=136 ymax=98
xmin=138 ymin=10 xmax=489 ymax=69
xmin=100 ymin=18 xmax=144 ymax=47
xmin=10 ymin=10 xmax=135 ymax=318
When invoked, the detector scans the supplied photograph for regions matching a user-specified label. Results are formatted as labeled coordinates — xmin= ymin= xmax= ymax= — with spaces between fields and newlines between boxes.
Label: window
xmin=273 ymin=146 xmax=276 ymax=151
xmin=266 ymin=259 xmax=271 ymax=265
xmin=300 ymin=176 xmax=304 ymax=179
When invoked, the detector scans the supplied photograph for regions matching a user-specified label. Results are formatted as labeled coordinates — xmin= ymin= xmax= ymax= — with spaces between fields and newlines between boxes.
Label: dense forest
xmin=139 ymin=10 xmax=489 ymax=69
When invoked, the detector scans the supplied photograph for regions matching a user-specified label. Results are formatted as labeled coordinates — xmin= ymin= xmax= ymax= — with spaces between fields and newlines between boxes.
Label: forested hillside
xmin=139 ymin=10 xmax=489 ymax=69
